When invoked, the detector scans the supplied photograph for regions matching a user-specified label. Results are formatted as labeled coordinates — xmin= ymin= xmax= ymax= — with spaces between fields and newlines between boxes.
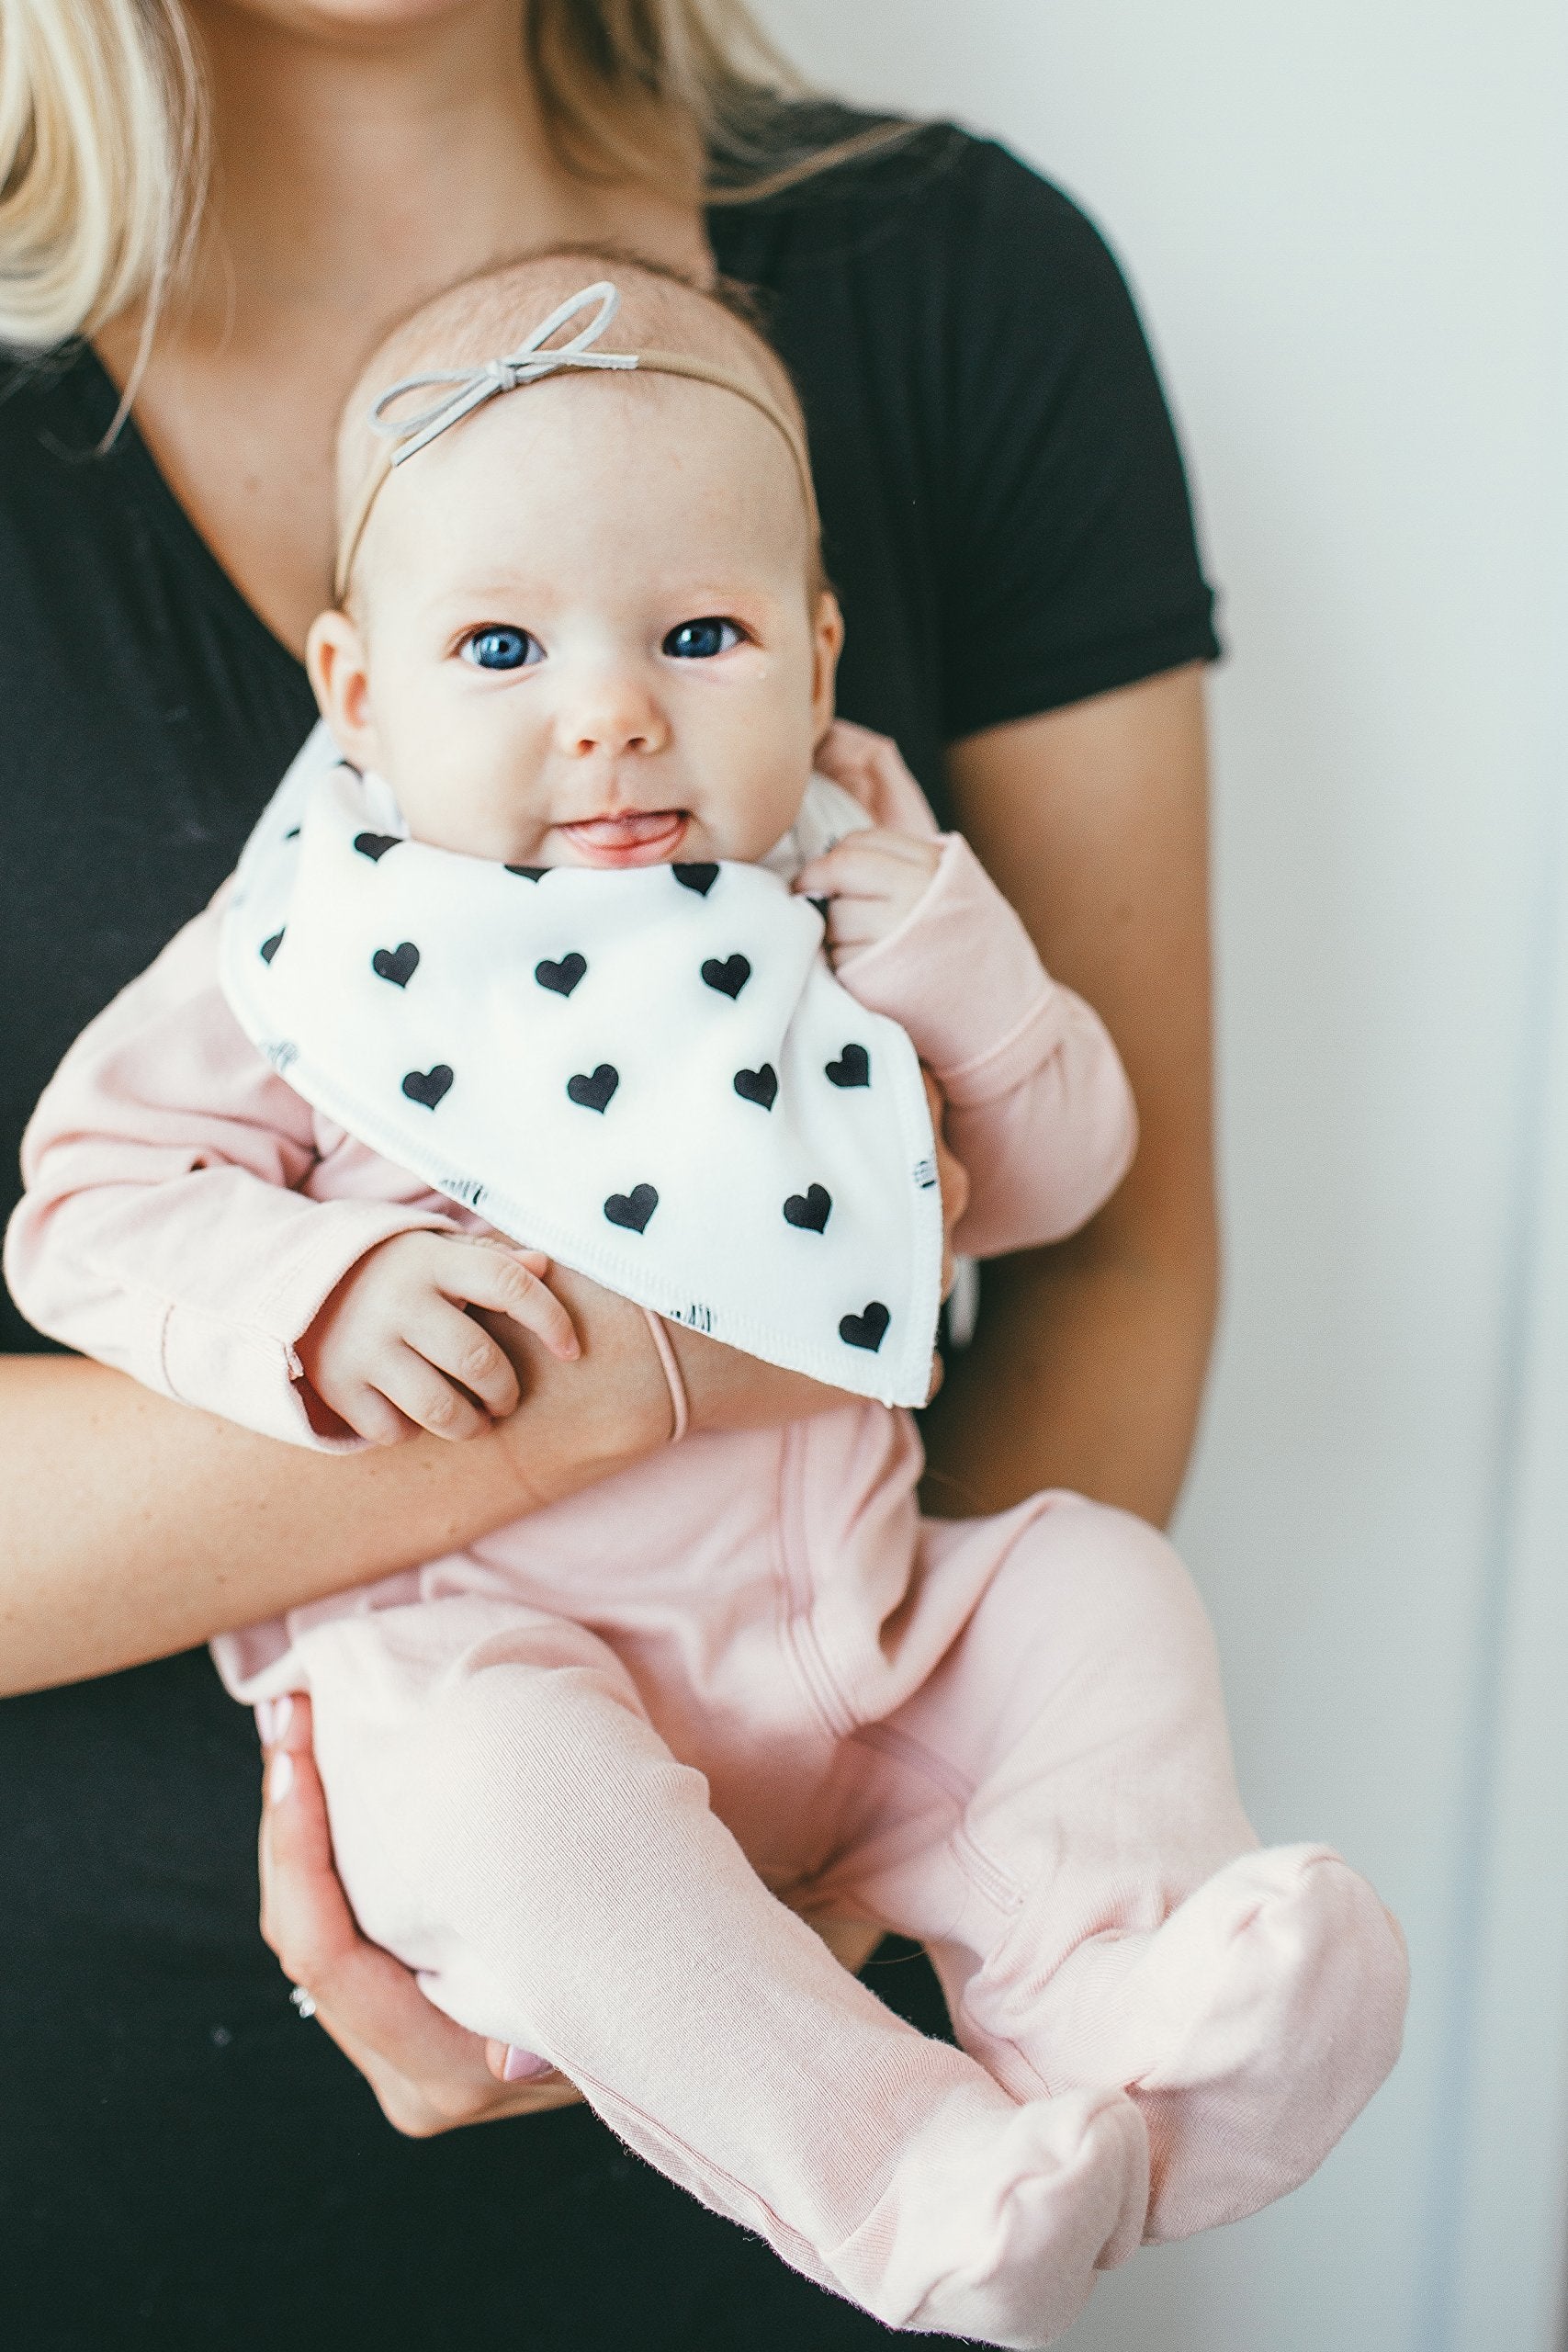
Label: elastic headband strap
xmin=333 ymin=280 xmax=816 ymax=599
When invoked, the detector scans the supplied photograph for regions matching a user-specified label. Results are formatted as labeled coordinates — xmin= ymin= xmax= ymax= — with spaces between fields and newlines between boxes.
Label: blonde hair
xmin=0 ymin=1 xmax=909 ymax=354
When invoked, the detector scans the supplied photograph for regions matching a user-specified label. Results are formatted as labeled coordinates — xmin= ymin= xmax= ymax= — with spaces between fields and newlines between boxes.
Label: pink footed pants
xmin=283 ymin=1484 xmax=1407 ymax=2348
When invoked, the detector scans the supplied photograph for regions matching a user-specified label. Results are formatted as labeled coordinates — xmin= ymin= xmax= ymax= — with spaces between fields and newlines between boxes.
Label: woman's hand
xmin=258 ymin=1692 xmax=581 ymax=2133
xmin=257 ymin=1691 xmax=884 ymax=2132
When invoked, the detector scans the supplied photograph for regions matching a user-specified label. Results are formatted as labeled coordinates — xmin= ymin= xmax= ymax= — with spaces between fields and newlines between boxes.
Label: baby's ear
xmin=306 ymin=608 xmax=378 ymax=770
xmin=810 ymin=591 xmax=845 ymax=741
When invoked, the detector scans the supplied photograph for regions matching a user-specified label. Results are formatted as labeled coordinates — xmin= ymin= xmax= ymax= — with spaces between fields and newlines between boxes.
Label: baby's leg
xmin=298 ymin=1593 xmax=1147 ymax=2348
xmin=828 ymin=1497 xmax=1408 ymax=2244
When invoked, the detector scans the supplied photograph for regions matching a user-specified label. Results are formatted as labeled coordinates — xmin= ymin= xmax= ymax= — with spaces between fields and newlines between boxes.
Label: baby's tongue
xmin=561 ymin=809 xmax=686 ymax=857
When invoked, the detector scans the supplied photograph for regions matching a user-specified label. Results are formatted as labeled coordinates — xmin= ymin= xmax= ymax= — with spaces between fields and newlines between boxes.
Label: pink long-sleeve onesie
xmin=6 ymin=804 xmax=1407 ymax=2348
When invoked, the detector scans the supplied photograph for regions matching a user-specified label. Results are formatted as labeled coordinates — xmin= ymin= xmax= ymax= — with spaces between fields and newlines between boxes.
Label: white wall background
xmin=753 ymin=6 xmax=1568 ymax=2347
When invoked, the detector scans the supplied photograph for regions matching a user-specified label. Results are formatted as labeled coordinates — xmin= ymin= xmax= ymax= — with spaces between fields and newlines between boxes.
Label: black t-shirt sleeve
xmin=932 ymin=141 xmax=1220 ymax=740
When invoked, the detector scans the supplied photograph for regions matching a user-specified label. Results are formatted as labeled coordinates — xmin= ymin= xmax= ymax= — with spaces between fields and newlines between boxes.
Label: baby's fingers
xmin=441 ymin=1246 xmax=580 ymax=1363
xmin=375 ymin=1344 xmax=491 ymax=1442
xmin=795 ymin=834 xmax=936 ymax=901
xmin=406 ymin=1296 xmax=524 ymax=1420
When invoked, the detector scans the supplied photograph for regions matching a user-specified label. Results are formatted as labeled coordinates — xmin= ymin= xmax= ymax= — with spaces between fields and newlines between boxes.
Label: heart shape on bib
xmin=604 ymin=1184 xmax=658 ymax=1234
xmin=568 ymin=1064 xmax=619 ymax=1114
xmin=260 ymin=931 xmax=284 ymax=965
xmin=840 ymin=1300 xmax=890 ymax=1352
xmin=733 ymin=1064 xmax=778 ymax=1112
xmin=536 ymin=953 xmax=587 ymax=998
xmin=354 ymin=831 xmax=400 ymax=863
xmin=702 ymin=955 xmax=750 ymax=1000
xmin=674 ymin=864 xmax=718 ymax=897
xmin=784 ymin=1184 xmax=831 ymax=1233
xmin=506 ymin=865 xmax=548 ymax=881
xmin=372 ymin=942 xmax=420 ymax=988
xmin=402 ymin=1064 xmax=453 ymax=1110
xmin=826 ymin=1044 xmax=871 ymax=1090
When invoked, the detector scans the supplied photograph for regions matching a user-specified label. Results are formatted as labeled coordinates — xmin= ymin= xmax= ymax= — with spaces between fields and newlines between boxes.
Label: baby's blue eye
xmin=462 ymin=627 xmax=542 ymax=671
xmin=663 ymin=617 xmax=743 ymax=660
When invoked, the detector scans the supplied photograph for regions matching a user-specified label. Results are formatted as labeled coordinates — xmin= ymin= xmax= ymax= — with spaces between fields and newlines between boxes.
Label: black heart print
xmin=826 ymin=1044 xmax=871 ymax=1089
xmin=702 ymin=955 xmax=750 ymax=1000
xmin=402 ymin=1065 xmax=453 ymax=1110
xmin=283 ymin=826 xmax=300 ymax=842
xmin=536 ymin=953 xmax=587 ymax=998
xmin=674 ymin=864 xmax=718 ymax=897
xmin=808 ymin=896 xmax=830 ymax=921
xmin=259 ymin=931 xmax=284 ymax=964
xmin=733 ymin=1064 xmax=778 ymax=1112
xmin=839 ymin=1301 xmax=890 ymax=1353
xmin=784 ymin=1184 xmax=831 ymax=1234
xmin=568 ymin=1064 xmax=619 ymax=1114
xmin=506 ymin=865 xmax=548 ymax=881
xmin=372 ymin=942 xmax=419 ymax=988
xmin=604 ymin=1184 xmax=658 ymax=1234
xmin=354 ymin=831 xmax=400 ymax=862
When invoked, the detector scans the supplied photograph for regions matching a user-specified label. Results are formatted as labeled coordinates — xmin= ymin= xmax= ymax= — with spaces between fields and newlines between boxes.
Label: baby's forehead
xmin=338 ymin=266 xmax=795 ymax=492
xmin=363 ymin=377 xmax=816 ymax=613
xmin=333 ymin=261 xmax=822 ymax=603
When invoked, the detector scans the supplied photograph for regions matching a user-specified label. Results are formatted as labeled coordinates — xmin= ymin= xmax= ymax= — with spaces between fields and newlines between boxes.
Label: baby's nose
xmin=557 ymin=673 xmax=668 ymax=760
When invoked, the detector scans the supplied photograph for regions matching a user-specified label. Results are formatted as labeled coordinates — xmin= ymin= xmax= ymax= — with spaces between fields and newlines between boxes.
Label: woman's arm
xmin=920 ymin=665 xmax=1219 ymax=1528
xmin=0 ymin=1269 xmax=662 ymax=1697
xmin=0 ymin=1261 xmax=854 ymax=1699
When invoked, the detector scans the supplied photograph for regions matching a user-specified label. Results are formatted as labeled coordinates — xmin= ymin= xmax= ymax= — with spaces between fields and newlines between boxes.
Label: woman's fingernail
xmin=273 ymin=1693 xmax=294 ymax=1741
xmin=502 ymin=2044 xmax=553 ymax=2082
xmin=255 ymin=1699 xmax=279 ymax=1745
xmin=268 ymin=1750 xmax=295 ymax=1804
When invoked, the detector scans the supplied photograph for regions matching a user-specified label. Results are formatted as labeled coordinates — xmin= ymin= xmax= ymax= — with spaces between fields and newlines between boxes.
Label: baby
xmin=6 ymin=252 xmax=1407 ymax=2348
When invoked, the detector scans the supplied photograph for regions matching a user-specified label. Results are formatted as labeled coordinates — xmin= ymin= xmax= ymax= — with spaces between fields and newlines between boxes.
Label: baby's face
xmin=310 ymin=373 xmax=840 ymax=869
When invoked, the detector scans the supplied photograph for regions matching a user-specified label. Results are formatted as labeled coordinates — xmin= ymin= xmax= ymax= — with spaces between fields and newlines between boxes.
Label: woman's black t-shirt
xmin=0 ymin=128 xmax=1216 ymax=2348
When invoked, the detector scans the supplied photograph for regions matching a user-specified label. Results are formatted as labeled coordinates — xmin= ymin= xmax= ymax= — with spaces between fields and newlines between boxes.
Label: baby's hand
xmin=792 ymin=828 xmax=942 ymax=967
xmin=298 ymin=1234 xmax=579 ymax=1445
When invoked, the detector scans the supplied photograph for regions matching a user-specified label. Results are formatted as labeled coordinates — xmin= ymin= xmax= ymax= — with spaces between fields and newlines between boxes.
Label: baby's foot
xmin=829 ymin=2082 xmax=1148 ymax=2349
xmin=1122 ymin=1845 xmax=1406 ymax=2237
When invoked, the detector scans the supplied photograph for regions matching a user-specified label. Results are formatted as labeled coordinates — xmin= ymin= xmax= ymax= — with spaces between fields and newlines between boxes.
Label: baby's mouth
xmin=558 ymin=809 xmax=690 ymax=866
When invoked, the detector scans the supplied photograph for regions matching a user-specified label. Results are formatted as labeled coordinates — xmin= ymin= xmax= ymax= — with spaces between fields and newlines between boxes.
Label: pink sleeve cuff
xmin=836 ymin=833 xmax=1061 ymax=1086
xmin=160 ymin=1198 xmax=460 ymax=1450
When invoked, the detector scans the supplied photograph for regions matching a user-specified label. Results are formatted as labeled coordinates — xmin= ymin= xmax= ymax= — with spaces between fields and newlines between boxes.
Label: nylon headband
xmin=334 ymin=280 xmax=817 ymax=600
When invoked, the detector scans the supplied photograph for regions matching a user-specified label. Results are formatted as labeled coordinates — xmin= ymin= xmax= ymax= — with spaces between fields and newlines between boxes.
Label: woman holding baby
xmin=0 ymin=2 xmax=1237 ymax=2343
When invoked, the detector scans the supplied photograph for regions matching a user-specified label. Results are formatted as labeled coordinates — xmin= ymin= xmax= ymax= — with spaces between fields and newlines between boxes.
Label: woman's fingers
xmin=257 ymin=1692 xmax=584 ymax=2132
xmin=258 ymin=1693 xmax=362 ymax=1985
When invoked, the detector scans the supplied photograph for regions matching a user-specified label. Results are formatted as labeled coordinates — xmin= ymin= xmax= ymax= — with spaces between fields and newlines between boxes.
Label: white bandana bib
xmin=219 ymin=726 xmax=944 ymax=1406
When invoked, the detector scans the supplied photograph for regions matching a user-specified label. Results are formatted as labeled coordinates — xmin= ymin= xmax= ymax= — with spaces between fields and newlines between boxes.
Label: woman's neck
xmin=94 ymin=1 xmax=709 ymax=657
xmin=181 ymin=0 xmax=706 ymax=333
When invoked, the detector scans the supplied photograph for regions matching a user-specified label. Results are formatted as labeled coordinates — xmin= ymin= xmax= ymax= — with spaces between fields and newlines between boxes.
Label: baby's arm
xmin=795 ymin=830 xmax=1136 ymax=1260
xmin=5 ymin=899 xmax=572 ymax=1449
